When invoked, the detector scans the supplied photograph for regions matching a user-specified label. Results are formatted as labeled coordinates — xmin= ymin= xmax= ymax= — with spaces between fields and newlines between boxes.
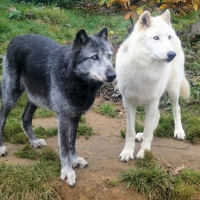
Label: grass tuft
xmin=172 ymin=183 xmax=195 ymax=200
xmin=107 ymin=179 xmax=119 ymax=187
xmin=121 ymin=166 xmax=172 ymax=200
xmin=135 ymin=150 xmax=156 ymax=168
xmin=120 ymin=129 xmax=126 ymax=138
xmin=186 ymin=125 xmax=200 ymax=144
xmin=94 ymin=102 xmax=117 ymax=118
xmin=11 ymin=132 xmax=29 ymax=144
xmin=14 ymin=145 xmax=60 ymax=162
xmin=77 ymin=123 xmax=95 ymax=139
xmin=34 ymin=126 xmax=58 ymax=139
xmin=40 ymin=146 xmax=60 ymax=162
xmin=120 ymin=151 xmax=200 ymax=200
xmin=14 ymin=144 xmax=40 ymax=159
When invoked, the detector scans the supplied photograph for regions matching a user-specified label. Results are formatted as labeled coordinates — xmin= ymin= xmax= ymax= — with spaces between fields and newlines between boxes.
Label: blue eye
xmin=153 ymin=36 xmax=159 ymax=40
xmin=91 ymin=55 xmax=99 ymax=60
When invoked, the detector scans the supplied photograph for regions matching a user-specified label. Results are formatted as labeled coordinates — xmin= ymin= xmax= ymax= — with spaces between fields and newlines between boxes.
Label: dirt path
xmin=1 ymin=100 xmax=200 ymax=199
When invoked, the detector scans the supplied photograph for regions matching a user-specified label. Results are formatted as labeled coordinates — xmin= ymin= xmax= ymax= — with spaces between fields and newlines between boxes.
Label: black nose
xmin=106 ymin=69 xmax=116 ymax=83
xmin=167 ymin=51 xmax=176 ymax=61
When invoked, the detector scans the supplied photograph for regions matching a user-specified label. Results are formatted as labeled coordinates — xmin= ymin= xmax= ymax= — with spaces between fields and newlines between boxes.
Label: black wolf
xmin=0 ymin=28 xmax=116 ymax=186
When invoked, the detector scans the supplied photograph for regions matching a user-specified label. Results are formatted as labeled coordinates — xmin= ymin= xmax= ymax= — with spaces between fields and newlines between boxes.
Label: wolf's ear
xmin=138 ymin=11 xmax=152 ymax=29
xmin=98 ymin=28 xmax=108 ymax=40
xmin=74 ymin=29 xmax=89 ymax=47
xmin=160 ymin=9 xmax=171 ymax=25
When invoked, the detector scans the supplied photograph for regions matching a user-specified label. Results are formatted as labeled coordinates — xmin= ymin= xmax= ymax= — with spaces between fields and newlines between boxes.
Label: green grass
xmin=94 ymin=102 xmax=117 ymax=118
xmin=154 ymin=114 xmax=174 ymax=138
xmin=0 ymin=161 xmax=61 ymax=200
xmin=15 ymin=145 xmax=60 ymax=161
xmin=14 ymin=144 xmax=40 ymax=159
xmin=120 ymin=151 xmax=200 ymax=200
xmin=34 ymin=126 xmax=58 ymax=139
xmin=77 ymin=123 xmax=95 ymax=139
xmin=120 ymin=122 xmax=144 ymax=139
xmin=0 ymin=0 xmax=129 ymax=54
xmin=1 ymin=144 xmax=60 ymax=199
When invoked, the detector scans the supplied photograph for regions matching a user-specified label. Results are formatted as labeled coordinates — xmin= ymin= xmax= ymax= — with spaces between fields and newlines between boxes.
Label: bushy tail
xmin=180 ymin=76 xmax=190 ymax=100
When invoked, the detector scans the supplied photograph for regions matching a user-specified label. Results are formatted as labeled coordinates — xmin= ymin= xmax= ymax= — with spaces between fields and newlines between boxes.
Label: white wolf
xmin=116 ymin=9 xmax=190 ymax=161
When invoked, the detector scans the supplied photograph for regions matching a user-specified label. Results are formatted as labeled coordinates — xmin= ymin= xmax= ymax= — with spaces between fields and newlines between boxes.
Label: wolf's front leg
xmin=58 ymin=115 xmax=76 ymax=186
xmin=120 ymin=99 xmax=137 ymax=162
xmin=137 ymin=101 xmax=159 ymax=159
xmin=58 ymin=115 xmax=88 ymax=186
xmin=69 ymin=117 xmax=88 ymax=168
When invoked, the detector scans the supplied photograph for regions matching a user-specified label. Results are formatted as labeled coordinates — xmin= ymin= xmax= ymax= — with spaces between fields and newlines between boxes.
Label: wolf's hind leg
xmin=22 ymin=101 xmax=47 ymax=148
xmin=135 ymin=109 xmax=160 ymax=142
xmin=0 ymin=56 xmax=24 ymax=156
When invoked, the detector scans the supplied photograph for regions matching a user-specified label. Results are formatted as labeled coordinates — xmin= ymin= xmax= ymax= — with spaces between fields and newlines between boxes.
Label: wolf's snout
xmin=167 ymin=51 xmax=176 ymax=62
xmin=106 ymin=68 xmax=116 ymax=83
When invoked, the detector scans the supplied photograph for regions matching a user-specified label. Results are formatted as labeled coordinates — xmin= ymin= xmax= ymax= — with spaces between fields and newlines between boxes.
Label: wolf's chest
xmin=119 ymin=63 xmax=171 ymax=102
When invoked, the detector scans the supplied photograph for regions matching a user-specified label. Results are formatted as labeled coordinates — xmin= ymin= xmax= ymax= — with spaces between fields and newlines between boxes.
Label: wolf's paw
xmin=0 ymin=146 xmax=7 ymax=156
xmin=60 ymin=168 xmax=76 ymax=187
xmin=136 ymin=149 xmax=145 ymax=159
xmin=72 ymin=156 xmax=88 ymax=168
xmin=135 ymin=133 xmax=143 ymax=142
xmin=174 ymin=130 xmax=185 ymax=140
xmin=31 ymin=139 xmax=47 ymax=148
xmin=119 ymin=149 xmax=134 ymax=162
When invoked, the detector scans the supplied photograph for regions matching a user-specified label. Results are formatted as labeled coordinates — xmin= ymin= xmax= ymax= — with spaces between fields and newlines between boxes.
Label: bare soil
xmin=1 ymin=99 xmax=200 ymax=200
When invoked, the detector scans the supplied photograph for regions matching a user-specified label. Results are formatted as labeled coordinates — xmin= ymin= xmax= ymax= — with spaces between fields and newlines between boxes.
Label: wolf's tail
xmin=180 ymin=76 xmax=190 ymax=100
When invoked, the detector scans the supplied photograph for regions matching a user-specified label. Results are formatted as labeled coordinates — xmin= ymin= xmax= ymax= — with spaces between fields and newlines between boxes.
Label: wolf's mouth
xmin=93 ymin=75 xmax=102 ymax=82
xmin=155 ymin=55 xmax=172 ymax=63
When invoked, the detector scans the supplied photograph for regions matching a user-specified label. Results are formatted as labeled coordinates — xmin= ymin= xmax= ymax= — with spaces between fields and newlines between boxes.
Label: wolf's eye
xmin=107 ymin=54 xmax=112 ymax=58
xmin=153 ymin=36 xmax=159 ymax=40
xmin=168 ymin=35 xmax=171 ymax=40
xmin=91 ymin=55 xmax=99 ymax=60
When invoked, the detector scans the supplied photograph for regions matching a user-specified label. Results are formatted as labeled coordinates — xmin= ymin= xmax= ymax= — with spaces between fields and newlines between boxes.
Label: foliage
xmin=100 ymin=0 xmax=200 ymax=26
xmin=8 ymin=8 xmax=25 ymax=20
xmin=11 ymin=0 xmax=81 ymax=7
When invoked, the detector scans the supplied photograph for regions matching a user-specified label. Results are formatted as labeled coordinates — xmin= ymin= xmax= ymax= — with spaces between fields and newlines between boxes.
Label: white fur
xmin=116 ymin=10 xmax=190 ymax=161
xmin=30 ymin=139 xmax=47 ymax=148
xmin=60 ymin=167 xmax=76 ymax=186
xmin=72 ymin=156 xmax=88 ymax=168
xmin=0 ymin=146 xmax=7 ymax=156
